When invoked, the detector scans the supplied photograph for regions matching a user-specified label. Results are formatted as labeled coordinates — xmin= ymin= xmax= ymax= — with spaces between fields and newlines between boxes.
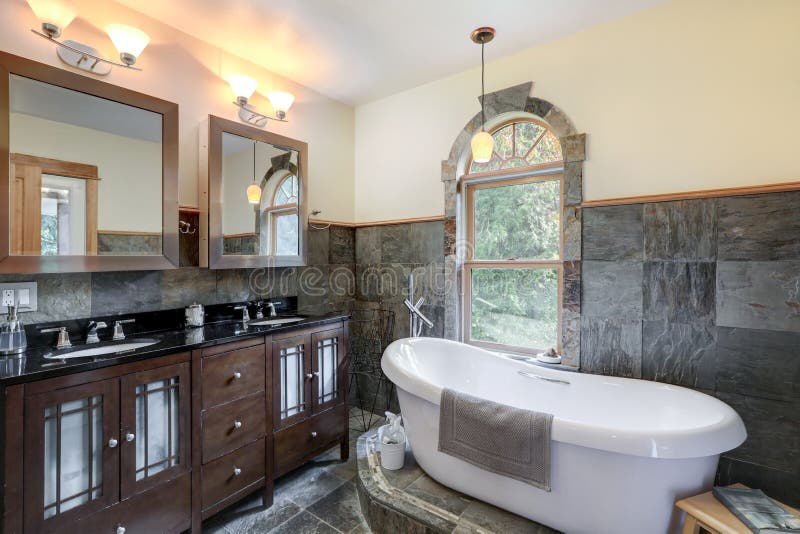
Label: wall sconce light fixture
xmin=228 ymin=74 xmax=294 ymax=128
xmin=26 ymin=0 xmax=149 ymax=75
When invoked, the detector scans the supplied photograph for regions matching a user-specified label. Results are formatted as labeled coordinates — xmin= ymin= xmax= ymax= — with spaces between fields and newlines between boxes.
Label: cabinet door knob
xmin=125 ymin=433 xmax=135 ymax=442
xmin=233 ymin=420 xmax=242 ymax=429
xmin=310 ymin=431 xmax=318 ymax=438
xmin=313 ymin=371 xmax=320 ymax=377
xmin=116 ymin=526 xmax=126 ymax=534
xmin=108 ymin=438 xmax=118 ymax=448
xmin=305 ymin=373 xmax=314 ymax=379
xmin=233 ymin=371 xmax=242 ymax=380
xmin=233 ymin=467 xmax=242 ymax=476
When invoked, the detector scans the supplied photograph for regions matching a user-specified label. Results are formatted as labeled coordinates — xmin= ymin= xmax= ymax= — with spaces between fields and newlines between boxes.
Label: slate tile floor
xmin=203 ymin=408 xmax=382 ymax=534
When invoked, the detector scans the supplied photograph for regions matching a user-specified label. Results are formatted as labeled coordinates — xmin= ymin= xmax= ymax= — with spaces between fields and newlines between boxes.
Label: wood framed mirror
xmin=200 ymin=115 xmax=308 ymax=268
xmin=0 ymin=51 xmax=179 ymax=273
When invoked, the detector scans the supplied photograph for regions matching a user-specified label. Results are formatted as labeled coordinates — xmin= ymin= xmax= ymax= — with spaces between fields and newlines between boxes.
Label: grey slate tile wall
xmin=350 ymin=220 xmax=446 ymax=415
xmin=581 ymin=192 xmax=800 ymax=506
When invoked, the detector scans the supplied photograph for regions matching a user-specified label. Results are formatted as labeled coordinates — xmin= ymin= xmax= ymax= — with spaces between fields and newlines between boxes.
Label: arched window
xmin=462 ymin=117 xmax=563 ymax=355
xmin=266 ymin=173 xmax=299 ymax=255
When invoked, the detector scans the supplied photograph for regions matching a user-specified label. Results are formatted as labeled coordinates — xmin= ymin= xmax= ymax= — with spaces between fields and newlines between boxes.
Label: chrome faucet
xmin=41 ymin=326 xmax=72 ymax=349
xmin=266 ymin=302 xmax=277 ymax=317
xmin=112 ymin=319 xmax=135 ymax=341
xmin=404 ymin=274 xmax=433 ymax=337
xmin=85 ymin=321 xmax=108 ymax=344
xmin=234 ymin=305 xmax=250 ymax=323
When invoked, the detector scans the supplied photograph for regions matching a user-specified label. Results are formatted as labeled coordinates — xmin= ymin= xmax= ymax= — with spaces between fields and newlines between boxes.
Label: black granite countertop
xmin=0 ymin=311 xmax=349 ymax=386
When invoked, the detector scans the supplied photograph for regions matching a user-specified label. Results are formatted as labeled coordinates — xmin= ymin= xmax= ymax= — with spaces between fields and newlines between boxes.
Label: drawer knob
xmin=108 ymin=438 xmax=118 ymax=448
xmin=233 ymin=371 xmax=242 ymax=380
xmin=233 ymin=466 xmax=242 ymax=476
xmin=305 ymin=373 xmax=313 ymax=379
xmin=310 ymin=431 xmax=318 ymax=438
xmin=233 ymin=420 xmax=242 ymax=429
xmin=125 ymin=433 xmax=135 ymax=442
xmin=116 ymin=526 xmax=126 ymax=534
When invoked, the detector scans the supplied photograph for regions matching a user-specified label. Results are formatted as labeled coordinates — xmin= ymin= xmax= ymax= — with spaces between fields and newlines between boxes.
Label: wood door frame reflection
xmin=10 ymin=153 xmax=99 ymax=256
xmin=0 ymin=51 xmax=179 ymax=273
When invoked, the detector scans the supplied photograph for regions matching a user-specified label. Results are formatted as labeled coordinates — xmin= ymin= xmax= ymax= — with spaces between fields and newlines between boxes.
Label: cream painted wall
xmin=0 ymin=0 xmax=355 ymax=223
xmin=10 ymin=113 xmax=162 ymax=232
xmin=354 ymin=0 xmax=800 ymax=222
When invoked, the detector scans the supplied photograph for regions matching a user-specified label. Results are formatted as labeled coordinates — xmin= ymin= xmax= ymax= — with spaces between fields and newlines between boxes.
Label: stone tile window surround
xmin=441 ymin=82 xmax=586 ymax=366
xmin=581 ymin=192 xmax=800 ymax=507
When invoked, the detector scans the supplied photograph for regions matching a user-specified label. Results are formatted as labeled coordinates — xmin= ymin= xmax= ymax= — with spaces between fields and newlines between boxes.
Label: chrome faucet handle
xmin=266 ymin=302 xmax=277 ymax=317
xmin=85 ymin=321 xmax=108 ymax=344
xmin=403 ymin=299 xmax=434 ymax=328
xmin=234 ymin=305 xmax=250 ymax=323
xmin=112 ymin=319 xmax=135 ymax=341
xmin=255 ymin=303 xmax=264 ymax=320
xmin=41 ymin=326 xmax=72 ymax=349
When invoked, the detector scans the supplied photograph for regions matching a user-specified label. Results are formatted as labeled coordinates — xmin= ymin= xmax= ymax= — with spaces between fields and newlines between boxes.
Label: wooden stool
xmin=676 ymin=484 xmax=800 ymax=534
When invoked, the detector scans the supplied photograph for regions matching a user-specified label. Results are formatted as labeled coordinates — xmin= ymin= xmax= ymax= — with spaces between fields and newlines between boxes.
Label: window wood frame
xmin=462 ymin=169 xmax=564 ymax=356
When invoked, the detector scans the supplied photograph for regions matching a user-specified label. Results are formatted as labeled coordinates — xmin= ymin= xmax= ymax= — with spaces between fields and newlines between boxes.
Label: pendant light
xmin=246 ymin=141 xmax=261 ymax=204
xmin=470 ymin=27 xmax=496 ymax=163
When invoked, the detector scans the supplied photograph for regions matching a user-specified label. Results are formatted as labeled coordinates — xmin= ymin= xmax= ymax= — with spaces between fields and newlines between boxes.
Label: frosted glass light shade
xmin=107 ymin=24 xmax=150 ymax=63
xmin=246 ymin=183 xmax=262 ymax=204
xmin=267 ymin=91 xmax=295 ymax=117
xmin=228 ymin=75 xmax=258 ymax=101
xmin=471 ymin=130 xmax=494 ymax=163
xmin=27 ymin=0 xmax=77 ymax=33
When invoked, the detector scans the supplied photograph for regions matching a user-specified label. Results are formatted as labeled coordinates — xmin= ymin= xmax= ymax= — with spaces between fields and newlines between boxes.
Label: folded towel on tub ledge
xmin=438 ymin=387 xmax=553 ymax=491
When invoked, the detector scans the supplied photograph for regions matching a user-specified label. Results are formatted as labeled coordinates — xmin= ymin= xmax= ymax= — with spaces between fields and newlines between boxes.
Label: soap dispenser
xmin=0 ymin=304 xmax=27 ymax=355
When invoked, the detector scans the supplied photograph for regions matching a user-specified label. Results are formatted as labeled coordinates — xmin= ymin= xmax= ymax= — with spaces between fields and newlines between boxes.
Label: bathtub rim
xmin=381 ymin=337 xmax=747 ymax=460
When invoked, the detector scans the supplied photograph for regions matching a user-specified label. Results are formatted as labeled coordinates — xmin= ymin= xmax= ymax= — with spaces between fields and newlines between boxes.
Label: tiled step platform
xmin=355 ymin=429 xmax=559 ymax=533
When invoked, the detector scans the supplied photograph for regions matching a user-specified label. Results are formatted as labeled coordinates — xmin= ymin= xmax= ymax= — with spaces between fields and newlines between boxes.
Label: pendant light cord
xmin=481 ymin=40 xmax=486 ymax=130
xmin=253 ymin=140 xmax=256 ymax=184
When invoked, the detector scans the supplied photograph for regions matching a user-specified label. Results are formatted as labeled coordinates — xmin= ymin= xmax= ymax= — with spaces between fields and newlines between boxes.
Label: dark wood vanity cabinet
xmin=192 ymin=337 xmax=272 ymax=524
xmin=19 ymin=353 xmax=192 ymax=534
xmin=272 ymin=324 xmax=349 ymax=477
xmin=1 ymin=319 xmax=349 ymax=533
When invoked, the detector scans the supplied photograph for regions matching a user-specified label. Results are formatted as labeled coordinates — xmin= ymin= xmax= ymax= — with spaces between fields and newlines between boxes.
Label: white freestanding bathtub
xmin=381 ymin=338 xmax=746 ymax=534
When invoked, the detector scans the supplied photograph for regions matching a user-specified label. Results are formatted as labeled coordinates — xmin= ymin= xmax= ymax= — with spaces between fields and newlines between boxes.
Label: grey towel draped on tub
xmin=438 ymin=388 xmax=554 ymax=491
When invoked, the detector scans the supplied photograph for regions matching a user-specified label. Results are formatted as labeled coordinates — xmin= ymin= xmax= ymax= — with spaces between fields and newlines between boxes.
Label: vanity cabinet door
xmin=311 ymin=327 xmax=346 ymax=414
xmin=272 ymin=334 xmax=312 ymax=430
xmin=23 ymin=379 xmax=120 ymax=533
xmin=120 ymin=361 xmax=190 ymax=500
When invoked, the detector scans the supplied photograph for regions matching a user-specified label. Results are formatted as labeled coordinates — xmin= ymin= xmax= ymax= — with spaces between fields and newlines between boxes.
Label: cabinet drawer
xmin=202 ymin=392 xmax=267 ymax=463
xmin=274 ymin=403 xmax=346 ymax=476
xmin=202 ymin=438 xmax=266 ymax=510
xmin=73 ymin=473 xmax=190 ymax=534
xmin=202 ymin=344 xmax=265 ymax=409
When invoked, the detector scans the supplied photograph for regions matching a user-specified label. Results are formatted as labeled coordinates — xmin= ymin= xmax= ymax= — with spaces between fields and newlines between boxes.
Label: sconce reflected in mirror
xmin=26 ymin=0 xmax=150 ymax=75
xmin=227 ymin=74 xmax=294 ymax=128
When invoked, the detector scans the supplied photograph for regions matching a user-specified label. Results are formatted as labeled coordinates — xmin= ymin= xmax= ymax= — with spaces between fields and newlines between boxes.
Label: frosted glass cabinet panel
xmin=24 ymin=379 xmax=119 ymax=532
xmin=273 ymin=336 xmax=311 ymax=427
xmin=120 ymin=362 xmax=190 ymax=498
xmin=312 ymin=329 xmax=344 ymax=412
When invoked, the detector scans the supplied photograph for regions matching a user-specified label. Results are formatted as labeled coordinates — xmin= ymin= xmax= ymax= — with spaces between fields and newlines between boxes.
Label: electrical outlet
xmin=0 ymin=282 xmax=37 ymax=313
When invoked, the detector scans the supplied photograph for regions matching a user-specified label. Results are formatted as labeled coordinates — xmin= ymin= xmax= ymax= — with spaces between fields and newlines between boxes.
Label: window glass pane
xmin=515 ymin=121 xmax=544 ymax=157
xmin=494 ymin=124 xmax=513 ymax=159
xmin=527 ymin=130 xmax=562 ymax=165
xmin=470 ymin=268 xmax=558 ymax=350
xmin=274 ymin=212 xmax=298 ymax=255
xmin=473 ymin=179 xmax=559 ymax=260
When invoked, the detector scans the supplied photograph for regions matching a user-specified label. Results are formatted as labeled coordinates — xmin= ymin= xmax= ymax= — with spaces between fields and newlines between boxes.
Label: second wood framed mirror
xmin=200 ymin=115 xmax=308 ymax=268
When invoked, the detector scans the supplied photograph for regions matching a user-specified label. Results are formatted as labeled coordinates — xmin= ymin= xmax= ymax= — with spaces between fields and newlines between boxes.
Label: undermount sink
xmin=44 ymin=339 xmax=160 ymax=360
xmin=248 ymin=316 xmax=305 ymax=326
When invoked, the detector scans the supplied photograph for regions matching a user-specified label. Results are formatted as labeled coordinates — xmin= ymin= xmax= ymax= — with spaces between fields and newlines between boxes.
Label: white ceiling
xmin=115 ymin=0 xmax=667 ymax=105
